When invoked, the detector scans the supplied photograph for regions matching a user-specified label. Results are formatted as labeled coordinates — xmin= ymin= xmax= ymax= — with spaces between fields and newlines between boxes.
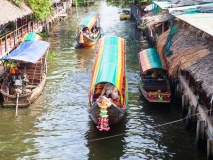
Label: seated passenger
xmin=151 ymin=69 xmax=159 ymax=79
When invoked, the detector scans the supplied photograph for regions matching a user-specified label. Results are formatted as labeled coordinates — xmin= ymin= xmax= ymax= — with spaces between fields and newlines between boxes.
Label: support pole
xmin=195 ymin=120 xmax=205 ymax=147
xmin=15 ymin=94 xmax=19 ymax=116
xmin=207 ymin=139 xmax=213 ymax=160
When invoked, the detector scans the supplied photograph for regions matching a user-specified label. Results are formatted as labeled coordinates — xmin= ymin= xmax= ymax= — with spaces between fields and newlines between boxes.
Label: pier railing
xmin=0 ymin=7 xmax=67 ymax=58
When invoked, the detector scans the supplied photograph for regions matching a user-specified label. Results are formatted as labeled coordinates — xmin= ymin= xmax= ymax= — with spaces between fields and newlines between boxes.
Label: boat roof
xmin=1 ymin=41 xmax=50 ymax=63
xmin=19 ymin=32 xmax=42 ymax=42
xmin=90 ymin=36 xmax=126 ymax=92
xmin=79 ymin=12 xmax=99 ymax=30
xmin=139 ymin=48 xmax=166 ymax=72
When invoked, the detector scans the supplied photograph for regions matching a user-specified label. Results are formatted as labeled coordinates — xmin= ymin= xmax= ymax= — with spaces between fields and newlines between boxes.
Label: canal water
xmin=0 ymin=1 xmax=206 ymax=160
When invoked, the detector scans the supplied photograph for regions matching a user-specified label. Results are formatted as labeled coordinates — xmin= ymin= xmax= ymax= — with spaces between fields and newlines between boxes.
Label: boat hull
xmin=1 ymin=77 xmax=46 ymax=107
xmin=139 ymin=79 xmax=171 ymax=103
xmin=77 ymin=31 xmax=101 ymax=47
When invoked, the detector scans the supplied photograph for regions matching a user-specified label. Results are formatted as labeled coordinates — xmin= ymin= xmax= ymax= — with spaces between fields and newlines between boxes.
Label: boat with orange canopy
xmin=88 ymin=36 xmax=128 ymax=131
xmin=76 ymin=12 xmax=101 ymax=47
xmin=138 ymin=48 xmax=171 ymax=103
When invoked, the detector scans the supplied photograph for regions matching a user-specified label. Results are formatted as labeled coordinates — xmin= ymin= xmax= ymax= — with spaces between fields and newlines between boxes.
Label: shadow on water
xmin=86 ymin=119 xmax=126 ymax=160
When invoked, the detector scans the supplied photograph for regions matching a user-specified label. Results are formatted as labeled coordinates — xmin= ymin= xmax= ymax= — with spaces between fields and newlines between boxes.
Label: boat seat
xmin=26 ymin=85 xmax=37 ymax=89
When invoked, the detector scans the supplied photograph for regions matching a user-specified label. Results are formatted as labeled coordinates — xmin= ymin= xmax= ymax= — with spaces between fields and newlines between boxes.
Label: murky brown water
xmin=0 ymin=2 xmax=206 ymax=160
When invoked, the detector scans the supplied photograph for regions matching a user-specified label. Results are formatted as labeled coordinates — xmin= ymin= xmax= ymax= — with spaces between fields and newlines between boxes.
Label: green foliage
xmin=3 ymin=60 xmax=17 ymax=69
xmin=47 ymin=51 xmax=55 ymax=63
xmin=105 ymin=0 xmax=152 ymax=8
xmin=39 ymin=32 xmax=51 ymax=38
xmin=11 ymin=0 xmax=22 ymax=6
xmin=26 ymin=0 xmax=53 ymax=21
xmin=10 ymin=0 xmax=53 ymax=21
xmin=73 ymin=0 xmax=95 ymax=6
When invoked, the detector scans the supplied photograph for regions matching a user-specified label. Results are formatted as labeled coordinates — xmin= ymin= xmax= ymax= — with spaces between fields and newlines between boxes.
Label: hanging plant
xmin=4 ymin=60 xmax=18 ymax=74
xmin=4 ymin=60 xmax=17 ymax=69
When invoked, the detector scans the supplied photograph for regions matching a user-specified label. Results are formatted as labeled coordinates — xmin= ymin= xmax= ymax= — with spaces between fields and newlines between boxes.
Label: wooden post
xmin=182 ymin=94 xmax=189 ymax=116
xmin=195 ymin=120 xmax=206 ymax=147
xmin=207 ymin=139 xmax=213 ymax=160
xmin=200 ymin=121 xmax=205 ymax=141
xmin=195 ymin=120 xmax=200 ymax=147
xmin=191 ymin=105 xmax=196 ymax=122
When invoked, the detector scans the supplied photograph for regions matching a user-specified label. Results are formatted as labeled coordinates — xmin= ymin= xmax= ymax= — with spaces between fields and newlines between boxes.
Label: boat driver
xmin=99 ymin=83 xmax=119 ymax=101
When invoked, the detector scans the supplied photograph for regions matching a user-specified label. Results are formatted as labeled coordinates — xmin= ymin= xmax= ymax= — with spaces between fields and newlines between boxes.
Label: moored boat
xmin=0 ymin=40 xmax=50 ymax=107
xmin=138 ymin=48 xmax=171 ymax=103
xmin=76 ymin=12 xmax=101 ymax=47
xmin=88 ymin=36 xmax=128 ymax=131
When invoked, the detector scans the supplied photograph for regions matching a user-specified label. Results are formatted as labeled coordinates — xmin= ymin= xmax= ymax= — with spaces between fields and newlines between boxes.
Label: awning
xmin=139 ymin=48 xmax=166 ymax=72
xmin=90 ymin=36 xmax=126 ymax=92
xmin=1 ymin=41 xmax=50 ymax=63
xmin=79 ymin=12 xmax=99 ymax=30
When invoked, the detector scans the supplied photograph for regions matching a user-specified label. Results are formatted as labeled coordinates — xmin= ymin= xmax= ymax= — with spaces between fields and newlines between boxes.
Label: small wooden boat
xmin=0 ymin=40 xmax=50 ymax=107
xmin=76 ymin=12 xmax=101 ymax=47
xmin=88 ymin=36 xmax=128 ymax=131
xmin=138 ymin=48 xmax=171 ymax=103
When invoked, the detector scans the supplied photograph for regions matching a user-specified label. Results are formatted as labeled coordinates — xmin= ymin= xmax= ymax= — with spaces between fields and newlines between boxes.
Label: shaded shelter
xmin=0 ymin=0 xmax=33 ymax=25
xmin=157 ymin=20 xmax=213 ymax=109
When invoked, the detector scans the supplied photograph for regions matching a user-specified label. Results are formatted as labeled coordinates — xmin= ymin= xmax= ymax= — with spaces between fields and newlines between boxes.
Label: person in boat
xmin=99 ymin=83 xmax=119 ymax=101
xmin=83 ymin=27 xmax=93 ymax=38
xmin=91 ymin=27 xmax=97 ymax=34
xmin=151 ymin=69 xmax=159 ymax=79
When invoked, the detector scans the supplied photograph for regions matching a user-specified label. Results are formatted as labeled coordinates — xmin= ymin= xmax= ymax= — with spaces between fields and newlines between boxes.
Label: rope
xmin=53 ymin=107 xmax=213 ymax=147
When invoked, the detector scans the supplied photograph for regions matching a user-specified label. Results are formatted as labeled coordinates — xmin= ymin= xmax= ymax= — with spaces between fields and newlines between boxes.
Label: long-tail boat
xmin=88 ymin=36 xmax=128 ymax=131
xmin=0 ymin=40 xmax=50 ymax=107
xmin=76 ymin=12 xmax=101 ymax=47
xmin=138 ymin=48 xmax=171 ymax=103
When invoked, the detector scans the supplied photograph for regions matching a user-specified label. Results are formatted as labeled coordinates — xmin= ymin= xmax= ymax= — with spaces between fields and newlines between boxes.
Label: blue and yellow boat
xmin=88 ymin=36 xmax=128 ymax=131
xmin=138 ymin=48 xmax=171 ymax=103
xmin=76 ymin=12 xmax=101 ymax=47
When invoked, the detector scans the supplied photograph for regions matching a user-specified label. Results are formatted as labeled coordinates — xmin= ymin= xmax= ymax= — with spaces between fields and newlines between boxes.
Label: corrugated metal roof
xmin=0 ymin=0 xmax=33 ymax=25
xmin=152 ymin=1 xmax=172 ymax=9
xmin=152 ymin=1 xmax=213 ymax=36
xmin=176 ymin=13 xmax=213 ymax=36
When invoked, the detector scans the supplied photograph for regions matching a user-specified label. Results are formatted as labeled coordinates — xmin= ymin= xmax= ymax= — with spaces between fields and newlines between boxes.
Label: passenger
xmin=151 ymin=69 xmax=159 ymax=79
xmin=83 ymin=27 xmax=93 ymax=38
xmin=91 ymin=27 xmax=96 ymax=34
xmin=99 ymin=83 xmax=119 ymax=101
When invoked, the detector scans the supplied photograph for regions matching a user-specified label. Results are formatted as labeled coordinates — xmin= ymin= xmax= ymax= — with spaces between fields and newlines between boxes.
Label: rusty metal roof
xmin=0 ymin=0 xmax=33 ymax=25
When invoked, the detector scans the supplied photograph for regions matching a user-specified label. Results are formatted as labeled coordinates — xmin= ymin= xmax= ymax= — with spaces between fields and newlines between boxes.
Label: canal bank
xmin=130 ymin=1 xmax=213 ymax=158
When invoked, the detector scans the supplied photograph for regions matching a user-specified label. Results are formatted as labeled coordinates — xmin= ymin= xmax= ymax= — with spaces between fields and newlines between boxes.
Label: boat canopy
xmin=139 ymin=48 xmax=167 ymax=72
xmin=19 ymin=32 xmax=42 ymax=42
xmin=79 ymin=12 xmax=99 ymax=30
xmin=90 ymin=36 xmax=126 ymax=93
xmin=1 ymin=41 xmax=50 ymax=63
